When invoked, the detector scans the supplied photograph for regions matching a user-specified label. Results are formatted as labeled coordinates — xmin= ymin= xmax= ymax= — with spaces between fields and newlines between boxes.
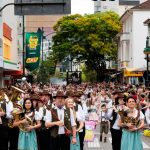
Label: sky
xmin=71 ymin=0 xmax=94 ymax=15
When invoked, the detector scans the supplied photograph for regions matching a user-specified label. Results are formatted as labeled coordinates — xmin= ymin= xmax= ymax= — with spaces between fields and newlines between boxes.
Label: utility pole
xmin=41 ymin=27 xmax=44 ymax=63
xmin=22 ymin=15 xmax=25 ymax=76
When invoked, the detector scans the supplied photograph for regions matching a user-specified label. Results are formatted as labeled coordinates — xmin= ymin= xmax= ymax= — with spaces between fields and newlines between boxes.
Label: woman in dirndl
xmin=118 ymin=96 xmax=145 ymax=150
xmin=13 ymin=98 xmax=41 ymax=150
xmin=66 ymin=97 xmax=84 ymax=150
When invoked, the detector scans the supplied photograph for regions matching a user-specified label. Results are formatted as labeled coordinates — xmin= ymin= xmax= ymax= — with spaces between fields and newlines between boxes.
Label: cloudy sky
xmin=71 ymin=0 xmax=94 ymax=15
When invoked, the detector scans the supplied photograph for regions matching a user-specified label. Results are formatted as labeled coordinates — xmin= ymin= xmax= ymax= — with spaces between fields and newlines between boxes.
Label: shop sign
xmin=124 ymin=70 xmax=143 ymax=77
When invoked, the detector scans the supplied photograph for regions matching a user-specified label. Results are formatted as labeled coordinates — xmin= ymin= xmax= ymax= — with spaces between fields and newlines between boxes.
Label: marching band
xmin=0 ymin=81 xmax=149 ymax=150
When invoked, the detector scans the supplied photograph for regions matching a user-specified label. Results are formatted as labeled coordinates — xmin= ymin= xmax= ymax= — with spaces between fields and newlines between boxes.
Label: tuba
xmin=10 ymin=86 xmax=25 ymax=102
xmin=8 ymin=86 xmax=25 ymax=128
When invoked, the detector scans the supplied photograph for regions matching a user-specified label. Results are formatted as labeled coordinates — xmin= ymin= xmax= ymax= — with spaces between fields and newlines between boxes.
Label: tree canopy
xmin=52 ymin=11 xmax=121 ymax=81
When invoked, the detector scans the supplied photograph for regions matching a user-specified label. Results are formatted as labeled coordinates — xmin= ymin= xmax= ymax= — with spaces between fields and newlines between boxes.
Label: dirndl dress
xmin=18 ymin=130 xmax=38 ymax=150
xmin=121 ymin=130 xmax=143 ymax=150
xmin=70 ymin=133 xmax=80 ymax=150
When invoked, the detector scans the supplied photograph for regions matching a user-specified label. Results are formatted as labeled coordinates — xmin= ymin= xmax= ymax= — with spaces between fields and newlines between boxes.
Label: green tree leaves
xmin=52 ymin=11 xmax=121 ymax=81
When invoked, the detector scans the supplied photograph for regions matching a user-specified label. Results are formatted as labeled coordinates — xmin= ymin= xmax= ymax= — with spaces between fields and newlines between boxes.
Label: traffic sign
xmin=14 ymin=0 xmax=71 ymax=15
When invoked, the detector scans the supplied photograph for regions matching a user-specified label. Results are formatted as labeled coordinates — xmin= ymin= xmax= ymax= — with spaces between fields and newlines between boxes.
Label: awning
xmin=124 ymin=68 xmax=143 ymax=77
xmin=4 ymin=70 xmax=23 ymax=76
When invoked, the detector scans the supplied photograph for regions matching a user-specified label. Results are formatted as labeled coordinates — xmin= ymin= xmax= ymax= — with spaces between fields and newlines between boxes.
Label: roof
xmin=120 ymin=0 xmax=150 ymax=22
xmin=119 ymin=0 xmax=139 ymax=6
xmin=131 ymin=0 xmax=150 ymax=10
xmin=143 ymin=18 xmax=150 ymax=25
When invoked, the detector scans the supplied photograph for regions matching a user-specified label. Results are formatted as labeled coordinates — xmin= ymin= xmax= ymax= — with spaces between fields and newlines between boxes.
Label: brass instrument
xmin=8 ymin=103 xmax=23 ymax=128
xmin=0 ymin=90 xmax=5 ymax=102
xmin=10 ymin=86 xmax=25 ymax=102
xmin=0 ymin=90 xmax=6 ymax=112
xmin=19 ymin=112 xmax=34 ymax=132
xmin=8 ymin=86 xmax=25 ymax=128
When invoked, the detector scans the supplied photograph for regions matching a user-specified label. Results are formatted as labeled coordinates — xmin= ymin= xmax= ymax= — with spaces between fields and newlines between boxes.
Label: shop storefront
xmin=123 ymin=68 xmax=144 ymax=84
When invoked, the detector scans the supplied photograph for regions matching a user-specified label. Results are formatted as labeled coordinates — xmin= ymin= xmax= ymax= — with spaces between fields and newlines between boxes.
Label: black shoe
xmin=100 ymin=135 xmax=102 ymax=142
xmin=104 ymin=137 xmax=107 ymax=143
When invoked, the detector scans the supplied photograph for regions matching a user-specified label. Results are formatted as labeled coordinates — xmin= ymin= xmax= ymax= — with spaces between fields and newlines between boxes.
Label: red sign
xmin=3 ymin=23 xmax=12 ymax=41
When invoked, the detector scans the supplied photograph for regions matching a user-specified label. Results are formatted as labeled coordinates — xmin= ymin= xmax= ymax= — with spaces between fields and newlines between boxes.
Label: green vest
xmin=50 ymin=107 xmax=71 ymax=138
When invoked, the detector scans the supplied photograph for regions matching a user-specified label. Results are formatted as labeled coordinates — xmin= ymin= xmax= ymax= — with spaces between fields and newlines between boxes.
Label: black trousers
xmin=0 ymin=125 xmax=9 ymax=150
xmin=36 ymin=129 xmax=51 ymax=150
xmin=9 ymin=127 xmax=19 ymax=150
xmin=110 ymin=128 xmax=122 ymax=150
xmin=79 ymin=126 xmax=85 ymax=150
xmin=50 ymin=134 xmax=70 ymax=150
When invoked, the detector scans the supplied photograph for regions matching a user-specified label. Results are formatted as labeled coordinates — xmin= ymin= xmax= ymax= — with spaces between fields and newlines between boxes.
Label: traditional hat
xmin=66 ymin=90 xmax=74 ymax=97
xmin=42 ymin=90 xmax=50 ymax=95
xmin=53 ymin=91 xmax=67 ymax=98
xmin=30 ymin=94 xmax=40 ymax=101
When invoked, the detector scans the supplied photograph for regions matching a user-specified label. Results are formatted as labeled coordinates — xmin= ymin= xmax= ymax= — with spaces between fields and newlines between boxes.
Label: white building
xmin=118 ymin=0 xmax=150 ymax=84
xmin=42 ymin=39 xmax=52 ymax=61
xmin=94 ymin=0 xmax=139 ymax=16
xmin=0 ymin=0 xmax=21 ymax=87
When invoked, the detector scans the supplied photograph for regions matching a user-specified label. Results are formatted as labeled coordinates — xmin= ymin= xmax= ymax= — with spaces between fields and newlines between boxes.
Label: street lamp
xmin=37 ymin=27 xmax=44 ymax=63
xmin=143 ymin=36 xmax=150 ymax=87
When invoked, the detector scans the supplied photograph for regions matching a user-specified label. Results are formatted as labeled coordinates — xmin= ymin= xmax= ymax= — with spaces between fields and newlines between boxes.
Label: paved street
xmin=84 ymin=124 xmax=150 ymax=150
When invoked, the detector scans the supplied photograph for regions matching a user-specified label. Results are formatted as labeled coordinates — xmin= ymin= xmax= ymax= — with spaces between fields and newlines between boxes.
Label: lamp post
xmin=143 ymin=36 xmax=150 ymax=87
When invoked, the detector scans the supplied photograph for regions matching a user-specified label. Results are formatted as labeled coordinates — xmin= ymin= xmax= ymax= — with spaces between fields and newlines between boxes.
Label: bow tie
xmin=58 ymin=106 xmax=63 ymax=109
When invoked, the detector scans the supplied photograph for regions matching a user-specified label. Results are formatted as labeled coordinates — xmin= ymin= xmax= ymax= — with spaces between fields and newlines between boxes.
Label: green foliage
xmin=31 ymin=55 xmax=56 ymax=84
xmin=81 ymin=65 xmax=97 ymax=82
xmin=52 ymin=11 xmax=121 ymax=81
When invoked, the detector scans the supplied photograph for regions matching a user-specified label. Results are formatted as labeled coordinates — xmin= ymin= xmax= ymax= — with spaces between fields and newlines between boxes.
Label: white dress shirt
xmin=145 ymin=108 xmax=150 ymax=125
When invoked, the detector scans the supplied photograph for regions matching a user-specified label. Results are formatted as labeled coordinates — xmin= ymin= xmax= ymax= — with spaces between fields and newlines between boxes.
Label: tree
xmin=31 ymin=55 xmax=56 ymax=84
xmin=52 ymin=11 xmax=121 ymax=81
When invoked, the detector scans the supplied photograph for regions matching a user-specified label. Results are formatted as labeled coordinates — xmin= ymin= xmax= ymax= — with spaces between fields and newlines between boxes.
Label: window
xmin=95 ymin=6 xmax=101 ymax=12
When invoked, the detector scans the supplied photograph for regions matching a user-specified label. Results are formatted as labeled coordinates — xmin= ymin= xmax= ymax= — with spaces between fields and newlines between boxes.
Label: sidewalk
xmin=84 ymin=124 xmax=150 ymax=150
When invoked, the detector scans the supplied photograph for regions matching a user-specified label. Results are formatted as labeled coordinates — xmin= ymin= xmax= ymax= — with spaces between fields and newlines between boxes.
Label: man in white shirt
xmin=145 ymin=103 xmax=150 ymax=125
xmin=45 ymin=91 xmax=77 ymax=150
xmin=0 ymin=92 xmax=13 ymax=150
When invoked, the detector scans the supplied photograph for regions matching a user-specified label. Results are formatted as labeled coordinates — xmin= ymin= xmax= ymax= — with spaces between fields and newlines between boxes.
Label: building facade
xmin=0 ymin=0 xmax=22 ymax=87
xmin=118 ymin=0 xmax=150 ymax=84
xmin=94 ymin=0 xmax=139 ymax=16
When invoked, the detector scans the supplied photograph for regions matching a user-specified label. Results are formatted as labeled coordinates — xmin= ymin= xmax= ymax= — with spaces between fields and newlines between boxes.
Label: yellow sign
xmin=29 ymin=36 xmax=38 ymax=49
xmin=26 ymin=57 xmax=38 ymax=63
xmin=124 ymin=70 xmax=143 ymax=77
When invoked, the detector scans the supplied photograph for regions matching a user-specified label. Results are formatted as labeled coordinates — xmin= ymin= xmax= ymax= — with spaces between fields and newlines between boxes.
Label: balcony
xmin=120 ymin=32 xmax=130 ymax=41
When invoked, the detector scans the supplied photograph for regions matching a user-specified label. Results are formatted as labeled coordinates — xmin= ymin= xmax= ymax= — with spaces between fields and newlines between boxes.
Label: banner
xmin=84 ymin=121 xmax=97 ymax=142
xmin=25 ymin=32 xmax=41 ymax=71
